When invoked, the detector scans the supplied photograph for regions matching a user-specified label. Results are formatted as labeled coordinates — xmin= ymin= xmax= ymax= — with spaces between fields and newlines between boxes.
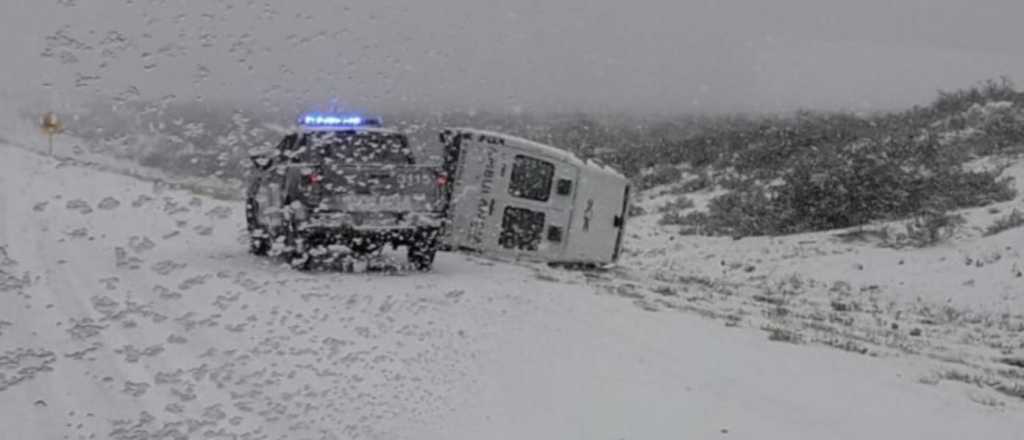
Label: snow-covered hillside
xmin=2 ymin=141 xmax=1024 ymax=439
xmin=624 ymin=159 xmax=1024 ymax=410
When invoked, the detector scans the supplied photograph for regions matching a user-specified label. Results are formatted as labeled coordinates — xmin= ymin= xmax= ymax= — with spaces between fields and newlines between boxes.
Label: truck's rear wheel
xmin=249 ymin=230 xmax=271 ymax=256
xmin=280 ymin=221 xmax=311 ymax=271
xmin=245 ymin=197 xmax=271 ymax=256
xmin=407 ymin=232 xmax=438 ymax=271
xmin=407 ymin=246 xmax=436 ymax=271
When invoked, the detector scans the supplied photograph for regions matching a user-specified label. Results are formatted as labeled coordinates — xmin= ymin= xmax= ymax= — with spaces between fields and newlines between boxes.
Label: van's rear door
xmin=492 ymin=154 xmax=577 ymax=261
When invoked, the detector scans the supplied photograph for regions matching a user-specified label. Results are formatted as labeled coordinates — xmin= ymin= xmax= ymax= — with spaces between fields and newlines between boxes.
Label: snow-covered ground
xmin=2 ymin=141 xmax=1024 ymax=439
xmin=622 ymin=161 xmax=1024 ymax=412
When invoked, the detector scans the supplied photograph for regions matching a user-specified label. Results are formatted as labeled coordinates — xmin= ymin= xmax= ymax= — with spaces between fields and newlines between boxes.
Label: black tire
xmin=249 ymin=230 xmax=271 ymax=256
xmin=245 ymin=196 xmax=271 ymax=256
xmin=282 ymin=222 xmax=312 ymax=271
xmin=407 ymin=232 xmax=438 ymax=271
xmin=407 ymin=246 xmax=436 ymax=271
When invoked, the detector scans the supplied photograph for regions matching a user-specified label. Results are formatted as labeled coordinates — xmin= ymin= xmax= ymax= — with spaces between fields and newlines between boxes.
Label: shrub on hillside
xmin=638 ymin=165 xmax=683 ymax=190
xmin=680 ymin=171 xmax=712 ymax=192
xmin=972 ymin=103 xmax=1024 ymax=155
xmin=931 ymin=77 xmax=1023 ymax=117
xmin=985 ymin=209 xmax=1024 ymax=236
xmin=903 ymin=210 xmax=967 ymax=247
xmin=872 ymin=210 xmax=966 ymax=248
xmin=673 ymin=212 xmax=710 ymax=235
xmin=627 ymin=205 xmax=648 ymax=217
xmin=695 ymin=136 xmax=1017 ymax=237
xmin=727 ymin=112 xmax=874 ymax=180
xmin=657 ymin=196 xmax=695 ymax=214
xmin=700 ymin=187 xmax=780 ymax=236
xmin=657 ymin=196 xmax=697 ymax=226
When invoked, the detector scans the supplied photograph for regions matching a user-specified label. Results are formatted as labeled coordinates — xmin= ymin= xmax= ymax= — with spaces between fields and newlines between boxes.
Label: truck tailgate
xmin=307 ymin=165 xmax=443 ymax=213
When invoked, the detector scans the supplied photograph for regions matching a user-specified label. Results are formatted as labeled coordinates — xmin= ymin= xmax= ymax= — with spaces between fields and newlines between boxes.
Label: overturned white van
xmin=439 ymin=128 xmax=630 ymax=266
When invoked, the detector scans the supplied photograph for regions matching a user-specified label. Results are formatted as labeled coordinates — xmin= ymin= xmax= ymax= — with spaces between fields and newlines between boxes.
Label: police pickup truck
xmin=245 ymin=115 xmax=448 ymax=270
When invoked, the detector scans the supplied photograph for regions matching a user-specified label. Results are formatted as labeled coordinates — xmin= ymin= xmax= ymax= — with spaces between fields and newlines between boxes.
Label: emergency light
xmin=298 ymin=113 xmax=383 ymax=128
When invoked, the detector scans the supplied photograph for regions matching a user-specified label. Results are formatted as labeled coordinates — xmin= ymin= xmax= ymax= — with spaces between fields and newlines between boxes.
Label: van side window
xmin=508 ymin=155 xmax=555 ymax=202
xmin=499 ymin=207 xmax=546 ymax=251
xmin=556 ymin=178 xmax=573 ymax=196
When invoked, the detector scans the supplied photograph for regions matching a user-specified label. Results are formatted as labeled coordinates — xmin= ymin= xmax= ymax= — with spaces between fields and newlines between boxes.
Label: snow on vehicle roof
xmin=447 ymin=127 xmax=626 ymax=180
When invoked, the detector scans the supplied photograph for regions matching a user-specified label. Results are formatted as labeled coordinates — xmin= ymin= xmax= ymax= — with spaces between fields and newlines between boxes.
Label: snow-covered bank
xmin=2 ymin=143 xmax=1023 ymax=439
xmin=619 ymin=161 xmax=1024 ymax=413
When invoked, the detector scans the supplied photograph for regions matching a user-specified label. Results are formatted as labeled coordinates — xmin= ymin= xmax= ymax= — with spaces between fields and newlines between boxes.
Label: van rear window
xmin=508 ymin=155 xmax=554 ymax=202
xmin=499 ymin=207 xmax=546 ymax=251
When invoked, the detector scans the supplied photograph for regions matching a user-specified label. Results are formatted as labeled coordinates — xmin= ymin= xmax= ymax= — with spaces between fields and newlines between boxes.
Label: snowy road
xmin=2 ymin=144 xmax=1022 ymax=439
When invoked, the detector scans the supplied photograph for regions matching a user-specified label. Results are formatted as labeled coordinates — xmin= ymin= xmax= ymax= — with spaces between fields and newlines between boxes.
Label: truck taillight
xmin=308 ymin=173 xmax=323 ymax=185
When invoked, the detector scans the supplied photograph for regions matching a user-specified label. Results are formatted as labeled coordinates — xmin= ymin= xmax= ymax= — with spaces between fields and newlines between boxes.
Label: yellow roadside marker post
xmin=41 ymin=112 xmax=63 ymax=155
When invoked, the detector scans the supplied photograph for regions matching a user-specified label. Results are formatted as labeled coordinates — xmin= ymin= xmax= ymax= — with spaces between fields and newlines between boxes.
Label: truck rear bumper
xmin=299 ymin=225 xmax=437 ymax=243
xmin=295 ymin=212 xmax=444 ymax=247
xmin=301 ymin=211 xmax=445 ymax=229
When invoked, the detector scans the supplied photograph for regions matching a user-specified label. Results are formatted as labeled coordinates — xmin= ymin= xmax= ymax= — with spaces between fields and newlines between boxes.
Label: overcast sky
xmin=3 ymin=0 xmax=1024 ymax=115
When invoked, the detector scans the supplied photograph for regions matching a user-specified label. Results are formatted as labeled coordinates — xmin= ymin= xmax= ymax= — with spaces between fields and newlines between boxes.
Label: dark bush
xmin=700 ymin=187 xmax=781 ymax=236
xmin=985 ymin=209 xmax=1024 ymax=236
xmin=931 ymin=77 xmax=1023 ymax=117
xmin=973 ymin=108 xmax=1024 ymax=155
xmin=657 ymin=196 xmax=697 ymax=226
xmin=679 ymin=171 xmax=712 ymax=192
xmin=657 ymin=196 xmax=695 ymax=214
xmin=638 ymin=165 xmax=683 ymax=190
xmin=697 ymin=136 xmax=1017 ymax=237
xmin=903 ymin=211 xmax=966 ymax=247
xmin=674 ymin=212 xmax=711 ymax=235
xmin=627 ymin=205 xmax=648 ymax=217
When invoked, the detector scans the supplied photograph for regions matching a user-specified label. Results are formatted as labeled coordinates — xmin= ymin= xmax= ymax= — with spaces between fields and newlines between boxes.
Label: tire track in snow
xmin=531 ymin=247 xmax=1024 ymax=405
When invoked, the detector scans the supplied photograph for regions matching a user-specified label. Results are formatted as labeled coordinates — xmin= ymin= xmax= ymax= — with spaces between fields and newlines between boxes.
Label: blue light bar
xmin=298 ymin=113 xmax=383 ymax=128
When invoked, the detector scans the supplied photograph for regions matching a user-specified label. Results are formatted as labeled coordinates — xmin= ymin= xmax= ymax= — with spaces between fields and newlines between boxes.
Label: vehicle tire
xmin=407 ymin=233 xmax=438 ymax=271
xmin=245 ymin=196 xmax=271 ymax=256
xmin=282 ymin=222 xmax=311 ymax=271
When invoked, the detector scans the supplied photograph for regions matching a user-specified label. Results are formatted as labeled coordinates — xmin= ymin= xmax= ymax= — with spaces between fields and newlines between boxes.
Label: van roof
xmin=446 ymin=127 xmax=627 ymax=180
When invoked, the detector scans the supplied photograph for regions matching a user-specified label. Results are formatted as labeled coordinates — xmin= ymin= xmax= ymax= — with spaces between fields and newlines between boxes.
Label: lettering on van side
xmin=468 ymin=147 xmax=498 ymax=245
